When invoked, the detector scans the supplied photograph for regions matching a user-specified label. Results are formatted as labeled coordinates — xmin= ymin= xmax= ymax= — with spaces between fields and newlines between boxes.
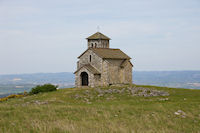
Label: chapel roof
xmin=74 ymin=64 xmax=100 ymax=74
xmin=86 ymin=32 xmax=111 ymax=40
xmin=120 ymin=59 xmax=133 ymax=67
xmin=78 ymin=48 xmax=131 ymax=59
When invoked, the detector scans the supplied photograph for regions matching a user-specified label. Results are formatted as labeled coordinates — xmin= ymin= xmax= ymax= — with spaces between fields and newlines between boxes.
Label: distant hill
xmin=0 ymin=72 xmax=74 ymax=97
xmin=0 ymin=71 xmax=200 ymax=97
xmin=133 ymin=71 xmax=200 ymax=89
xmin=0 ymin=72 xmax=74 ymax=85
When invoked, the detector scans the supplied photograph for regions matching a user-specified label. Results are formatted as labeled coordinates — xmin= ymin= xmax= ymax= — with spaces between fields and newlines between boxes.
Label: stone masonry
xmin=74 ymin=32 xmax=133 ymax=87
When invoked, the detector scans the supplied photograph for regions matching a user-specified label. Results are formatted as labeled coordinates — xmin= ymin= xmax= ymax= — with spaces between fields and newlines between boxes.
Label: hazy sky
xmin=0 ymin=0 xmax=200 ymax=74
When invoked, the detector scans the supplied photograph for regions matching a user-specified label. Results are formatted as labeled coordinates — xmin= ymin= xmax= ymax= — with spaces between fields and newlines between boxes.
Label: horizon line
xmin=1 ymin=70 xmax=200 ymax=76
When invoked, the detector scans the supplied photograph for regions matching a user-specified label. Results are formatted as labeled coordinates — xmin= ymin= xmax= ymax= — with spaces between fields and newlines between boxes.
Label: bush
xmin=0 ymin=97 xmax=8 ymax=102
xmin=6 ymin=94 xmax=24 ymax=99
xmin=29 ymin=84 xmax=58 ymax=95
xmin=0 ymin=93 xmax=25 ymax=102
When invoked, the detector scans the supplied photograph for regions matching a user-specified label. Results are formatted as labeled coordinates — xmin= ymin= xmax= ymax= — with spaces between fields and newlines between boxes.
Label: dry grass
xmin=0 ymin=85 xmax=200 ymax=133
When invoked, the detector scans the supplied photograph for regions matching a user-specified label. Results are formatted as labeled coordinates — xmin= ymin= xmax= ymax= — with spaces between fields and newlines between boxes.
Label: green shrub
xmin=29 ymin=84 xmax=58 ymax=95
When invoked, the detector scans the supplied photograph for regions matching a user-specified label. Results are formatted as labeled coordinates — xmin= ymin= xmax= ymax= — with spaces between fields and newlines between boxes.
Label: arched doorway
xmin=81 ymin=72 xmax=89 ymax=86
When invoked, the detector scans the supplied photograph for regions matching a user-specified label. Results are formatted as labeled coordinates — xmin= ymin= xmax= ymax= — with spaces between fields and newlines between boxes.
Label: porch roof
xmin=74 ymin=64 xmax=100 ymax=74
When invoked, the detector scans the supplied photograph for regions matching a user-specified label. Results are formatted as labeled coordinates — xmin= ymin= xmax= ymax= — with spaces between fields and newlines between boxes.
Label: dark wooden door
xmin=81 ymin=72 xmax=88 ymax=86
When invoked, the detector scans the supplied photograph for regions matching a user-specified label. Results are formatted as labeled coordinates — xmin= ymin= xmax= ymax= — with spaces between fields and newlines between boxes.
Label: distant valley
xmin=0 ymin=71 xmax=200 ymax=97
xmin=133 ymin=71 xmax=200 ymax=89
xmin=0 ymin=72 xmax=74 ymax=97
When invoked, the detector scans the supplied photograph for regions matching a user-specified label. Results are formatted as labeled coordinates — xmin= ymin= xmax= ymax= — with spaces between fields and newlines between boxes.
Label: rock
xmin=98 ymin=94 xmax=104 ymax=97
xmin=174 ymin=112 xmax=180 ymax=115
xmin=74 ymin=94 xmax=81 ymax=99
xmin=174 ymin=110 xmax=186 ymax=118
xmin=32 ymin=100 xmax=48 ymax=105
xmin=73 ymin=86 xmax=170 ymax=101
xmin=95 ymin=88 xmax=104 ymax=94
xmin=159 ymin=98 xmax=169 ymax=101
xmin=84 ymin=98 xmax=89 ymax=102
xmin=128 ymin=87 xmax=169 ymax=97
xmin=120 ymin=88 xmax=126 ymax=93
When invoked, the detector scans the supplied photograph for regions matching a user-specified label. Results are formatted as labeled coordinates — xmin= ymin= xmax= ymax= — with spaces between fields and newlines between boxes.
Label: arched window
xmin=89 ymin=55 xmax=92 ymax=62
xmin=91 ymin=43 xmax=93 ymax=48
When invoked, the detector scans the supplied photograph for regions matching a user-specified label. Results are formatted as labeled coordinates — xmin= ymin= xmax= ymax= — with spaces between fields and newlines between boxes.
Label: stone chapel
xmin=74 ymin=32 xmax=133 ymax=87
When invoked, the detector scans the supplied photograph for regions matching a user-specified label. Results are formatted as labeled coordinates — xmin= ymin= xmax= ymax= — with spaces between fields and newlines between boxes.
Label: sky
xmin=0 ymin=0 xmax=200 ymax=74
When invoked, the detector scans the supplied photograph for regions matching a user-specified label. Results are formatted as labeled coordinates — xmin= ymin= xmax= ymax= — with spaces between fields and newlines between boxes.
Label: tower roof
xmin=86 ymin=32 xmax=111 ymax=40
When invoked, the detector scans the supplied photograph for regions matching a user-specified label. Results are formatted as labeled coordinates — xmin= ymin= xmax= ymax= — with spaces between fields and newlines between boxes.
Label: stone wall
xmin=75 ymin=67 xmax=94 ymax=87
xmin=124 ymin=61 xmax=133 ymax=84
xmin=101 ymin=60 xmax=109 ymax=86
xmin=78 ymin=50 xmax=103 ymax=72
xmin=102 ymin=59 xmax=133 ymax=85
xmin=94 ymin=74 xmax=101 ymax=87
xmin=88 ymin=40 xmax=109 ymax=48
xmin=106 ymin=59 xmax=124 ymax=85
xmin=75 ymin=50 xmax=133 ymax=87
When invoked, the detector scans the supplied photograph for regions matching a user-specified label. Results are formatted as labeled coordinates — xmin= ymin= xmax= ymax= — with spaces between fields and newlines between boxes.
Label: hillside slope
xmin=0 ymin=85 xmax=200 ymax=133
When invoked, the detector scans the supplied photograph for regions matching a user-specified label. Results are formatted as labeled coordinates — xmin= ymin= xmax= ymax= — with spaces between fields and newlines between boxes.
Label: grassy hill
xmin=0 ymin=85 xmax=200 ymax=133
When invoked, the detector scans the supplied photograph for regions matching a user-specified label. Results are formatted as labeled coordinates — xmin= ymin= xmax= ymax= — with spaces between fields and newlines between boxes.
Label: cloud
xmin=0 ymin=0 xmax=200 ymax=74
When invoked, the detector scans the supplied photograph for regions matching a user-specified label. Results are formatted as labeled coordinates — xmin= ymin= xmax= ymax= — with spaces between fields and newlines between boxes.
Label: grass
xmin=0 ymin=84 xmax=200 ymax=133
